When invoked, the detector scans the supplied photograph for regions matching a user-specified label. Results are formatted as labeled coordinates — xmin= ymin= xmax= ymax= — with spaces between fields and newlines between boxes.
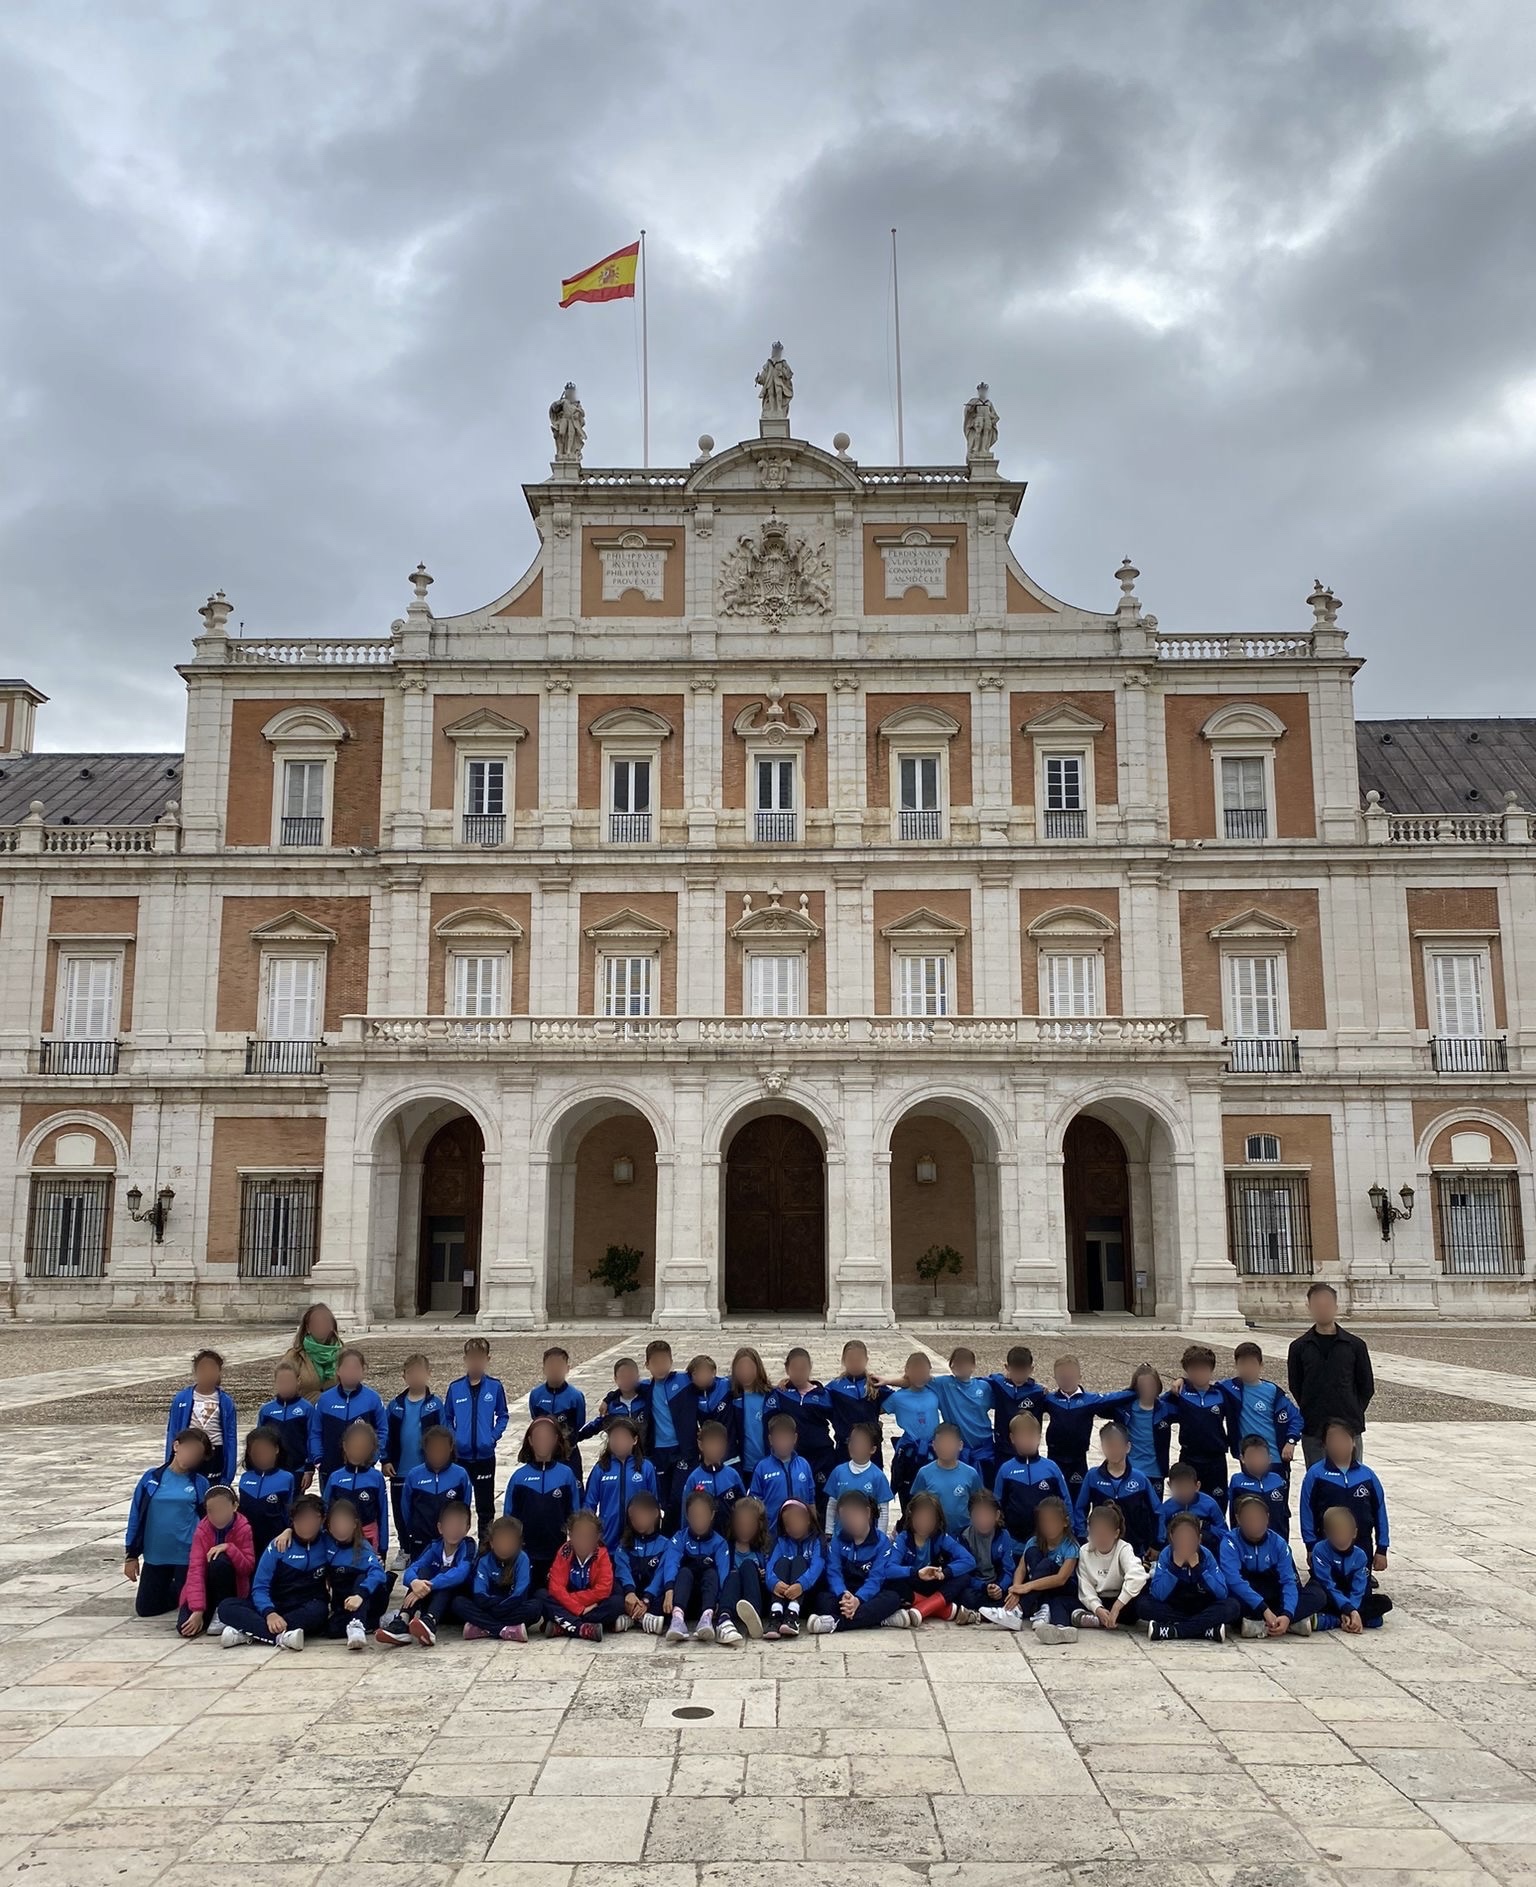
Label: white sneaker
xmin=880 ymin=1608 xmax=918 ymax=1629
xmin=1072 ymin=1609 xmax=1100 ymax=1630
xmin=716 ymin=1619 xmax=743 ymax=1646
xmin=276 ymin=1628 xmax=305 ymax=1651
xmin=219 ymin=1626 xmax=247 ymax=1648
xmin=346 ymin=1621 xmax=367 ymax=1651
xmin=1032 ymin=1620 xmax=1078 ymax=1645
xmin=611 ymin=1614 xmax=632 ymax=1633
xmin=1240 ymin=1618 xmax=1267 ymax=1640
xmin=640 ymin=1613 xmax=666 ymax=1635
xmin=809 ymin=1614 xmax=838 ymax=1634
xmin=736 ymin=1601 xmax=764 ymax=1639
xmin=979 ymin=1605 xmax=1025 ymax=1631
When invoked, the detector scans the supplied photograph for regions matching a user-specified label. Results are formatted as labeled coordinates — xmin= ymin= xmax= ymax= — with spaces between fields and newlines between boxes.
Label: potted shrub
xmin=915 ymin=1242 xmax=964 ymax=1318
xmin=590 ymin=1242 xmax=643 ymax=1318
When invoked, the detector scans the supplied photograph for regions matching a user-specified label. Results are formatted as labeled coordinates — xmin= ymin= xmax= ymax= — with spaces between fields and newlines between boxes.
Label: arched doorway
xmin=724 ymin=1114 xmax=826 ymax=1313
xmin=417 ymin=1116 xmax=484 ymax=1316
xmin=544 ymin=1099 xmax=659 ymax=1319
xmin=888 ymin=1100 xmax=1004 ymax=1320
xmin=1063 ymin=1114 xmax=1134 ymax=1314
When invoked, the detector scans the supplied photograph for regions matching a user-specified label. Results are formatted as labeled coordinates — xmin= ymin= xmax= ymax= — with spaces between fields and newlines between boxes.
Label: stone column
xmin=308 ymin=1077 xmax=370 ymax=1324
xmin=479 ymin=1073 xmax=541 ymax=1326
xmin=391 ymin=675 xmax=432 ymax=846
xmin=384 ymin=868 xmax=425 ymax=1014
xmin=653 ymin=1074 xmax=717 ymax=1325
xmin=1002 ymin=1077 xmax=1068 ymax=1325
xmin=974 ymin=673 xmax=1011 ymax=843
xmin=532 ymin=871 xmax=578 ymax=1014
xmin=1124 ymin=866 xmax=1170 ymax=1015
xmin=828 ymin=675 xmax=864 ymax=847
xmin=678 ymin=870 xmax=721 ymax=1016
xmin=1178 ymin=1082 xmax=1242 ymax=1325
xmin=831 ymin=869 xmax=870 ymax=1017
xmin=974 ymin=864 xmax=1018 ymax=1014
xmin=828 ymin=1072 xmax=892 ymax=1325
xmin=1118 ymin=673 xmax=1164 ymax=845
xmin=685 ymin=674 xmax=720 ymax=845
xmin=540 ymin=675 xmax=577 ymax=849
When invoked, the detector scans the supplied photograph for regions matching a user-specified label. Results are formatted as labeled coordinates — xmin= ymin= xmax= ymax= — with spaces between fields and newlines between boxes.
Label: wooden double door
xmin=723 ymin=1115 xmax=826 ymax=1313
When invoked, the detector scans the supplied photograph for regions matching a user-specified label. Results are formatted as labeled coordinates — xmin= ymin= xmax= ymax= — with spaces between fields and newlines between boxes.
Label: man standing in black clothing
xmin=1287 ymin=1281 xmax=1375 ymax=1466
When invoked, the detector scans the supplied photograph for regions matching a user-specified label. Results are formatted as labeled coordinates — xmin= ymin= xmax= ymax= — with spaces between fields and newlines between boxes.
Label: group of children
xmin=124 ymin=1333 xmax=1393 ymax=1651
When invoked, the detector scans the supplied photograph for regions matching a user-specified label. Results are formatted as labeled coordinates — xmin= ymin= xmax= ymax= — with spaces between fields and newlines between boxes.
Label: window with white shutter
xmin=265 ymin=957 xmax=320 ymax=1040
xmin=748 ymin=953 xmax=803 ymax=1018
xmin=602 ymin=955 xmax=654 ymax=1017
xmin=1431 ymin=952 xmax=1486 ymax=1038
xmin=1044 ymin=952 xmax=1100 ymax=1018
xmin=60 ymin=957 xmax=116 ymax=1039
xmin=452 ymin=954 xmax=506 ymax=1018
xmin=1226 ymin=954 xmax=1282 ymax=1037
xmin=897 ymin=952 xmax=950 ymax=1018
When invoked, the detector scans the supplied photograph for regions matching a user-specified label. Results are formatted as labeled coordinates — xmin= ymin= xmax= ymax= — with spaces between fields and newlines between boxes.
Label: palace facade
xmin=2 ymin=366 xmax=1533 ymax=1327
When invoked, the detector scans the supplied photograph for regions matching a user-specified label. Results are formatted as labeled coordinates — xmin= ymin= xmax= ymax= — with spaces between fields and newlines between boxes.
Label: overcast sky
xmin=4 ymin=0 xmax=1535 ymax=751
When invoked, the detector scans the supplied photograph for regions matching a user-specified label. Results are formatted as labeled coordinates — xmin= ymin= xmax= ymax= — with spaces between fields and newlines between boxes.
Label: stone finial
xmin=408 ymin=564 xmax=434 ymax=613
xmin=1117 ymin=557 xmax=1140 ymax=598
xmin=798 ymin=892 xmax=810 ymax=918
xmin=692 ymin=434 xmax=715 ymax=466
xmin=832 ymin=431 xmax=853 ymax=460
xmin=158 ymin=799 xmax=181 ymax=825
xmin=740 ymin=892 xmax=753 ymax=916
xmin=1115 ymin=557 xmax=1142 ymax=624
xmin=198 ymin=590 xmax=232 ymax=637
xmin=23 ymin=799 xmax=44 ymax=824
xmin=766 ymin=884 xmax=784 ymax=909
xmin=1308 ymin=579 xmax=1342 ymax=629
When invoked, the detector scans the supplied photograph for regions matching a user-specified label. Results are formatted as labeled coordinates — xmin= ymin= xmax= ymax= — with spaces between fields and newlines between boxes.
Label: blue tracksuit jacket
xmin=1167 ymin=1386 xmax=1231 ymax=1475
xmin=1228 ymin=1469 xmax=1289 ymax=1535
xmin=469 ymin=1547 xmax=532 ymax=1612
xmin=616 ymin=1531 xmax=669 ymax=1601
xmin=1039 ymin=1387 xmax=1111 ymax=1479
xmin=678 ymin=1461 xmax=746 ymax=1519
xmin=763 ymin=1383 xmax=836 ymax=1476
xmin=529 ymin=1380 xmax=588 ymax=1457
xmin=237 ymin=1467 xmax=295 ymax=1555
xmin=1217 ymin=1376 xmax=1302 ymax=1462
xmin=1148 ymin=1544 xmax=1230 ymax=1607
xmin=443 ymin=1374 xmax=510 ymax=1464
xmin=960 ymin=1524 xmax=1018 ymax=1592
xmin=824 ymin=1373 xmax=883 ymax=1462
xmin=1157 ymin=1490 xmax=1230 ymax=1553
xmin=765 ymin=1532 xmax=825 ymax=1594
xmin=323 ymin=1463 xmax=389 ymax=1555
xmin=124 ymin=1463 xmax=209 ymax=1559
xmin=403 ymin=1535 xmax=475 ymax=1593
xmin=1309 ymin=1538 xmax=1371 ymax=1615
xmin=256 ymin=1395 xmax=315 ymax=1478
xmin=985 ymin=1373 xmax=1047 ymax=1456
xmin=887 ymin=1528 xmax=977 ymax=1588
xmin=749 ymin=1452 xmax=817 ymax=1528
xmin=876 ymin=1384 xmax=945 ymax=1465
xmin=585 ymin=1454 xmax=660 ymax=1548
xmin=992 ymin=1453 xmax=1072 ymax=1541
xmin=1298 ymin=1460 xmax=1389 ymax=1557
xmin=933 ymin=1374 xmax=998 ymax=1461
xmin=824 ymin=1528 xmax=894 ymax=1602
xmin=252 ymin=1534 xmax=330 ymax=1614
xmin=165 ymin=1385 xmax=238 ymax=1486
xmin=659 ymin=1526 xmax=730 ymax=1589
xmin=639 ymin=1369 xmax=691 ymax=1458
xmin=1219 ymin=1530 xmax=1300 ymax=1617
xmin=1112 ymin=1393 xmax=1176 ymax=1482
xmin=577 ymin=1389 xmax=650 ymax=1442
xmin=669 ymin=1378 xmax=731 ymax=1466
xmin=308 ymin=1384 xmax=388 ymax=1478
xmin=1074 ymin=1464 xmax=1159 ymax=1558
xmin=400 ymin=1462 xmax=473 ymax=1544
xmin=384 ymin=1391 xmax=445 ymax=1471
xmin=326 ymin=1535 xmax=388 ymax=1603
xmin=502 ymin=1461 xmax=581 ymax=1564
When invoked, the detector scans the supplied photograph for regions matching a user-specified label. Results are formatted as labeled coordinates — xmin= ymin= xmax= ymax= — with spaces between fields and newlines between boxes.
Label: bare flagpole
xmin=891 ymin=226 xmax=905 ymax=466
xmin=640 ymin=228 xmax=650 ymax=468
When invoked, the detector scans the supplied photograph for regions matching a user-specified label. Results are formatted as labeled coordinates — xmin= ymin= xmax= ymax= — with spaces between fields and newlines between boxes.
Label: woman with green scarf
xmin=282 ymin=1302 xmax=343 ymax=1397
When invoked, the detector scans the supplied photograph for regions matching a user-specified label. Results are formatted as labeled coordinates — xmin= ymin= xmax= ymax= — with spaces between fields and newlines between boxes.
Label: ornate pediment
xmin=583 ymin=906 xmax=674 ymax=943
xmin=731 ymin=684 xmax=819 ymax=745
xmin=248 ymin=910 xmax=338 ymax=945
xmin=587 ymin=706 xmax=674 ymax=740
xmin=1207 ymin=907 xmax=1298 ymax=941
xmin=1026 ymin=905 xmax=1118 ymax=940
xmin=879 ymin=906 xmax=968 ymax=941
xmin=729 ymin=888 xmax=821 ymax=940
xmin=1022 ymin=702 xmax=1106 ymax=737
xmin=688 ymin=438 xmax=861 ymax=495
xmin=433 ymin=907 xmax=525 ymax=941
xmin=261 ymin=706 xmax=347 ymax=746
xmin=876 ymin=703 xmax=962 ymax=741
xmin=441 ymin=709 xmax=529 ymax=744
xmin=719 ymin=513 xmax=833 ymax=624
xmin=1201 ymin=702 xmax=1287 ymax=742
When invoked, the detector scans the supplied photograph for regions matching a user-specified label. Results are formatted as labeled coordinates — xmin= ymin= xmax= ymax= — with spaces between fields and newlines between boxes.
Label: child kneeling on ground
xmin=1140 ymin=1511 xmax=1241 ymax=1643
xmin=376 ymin=1498 xmax=474 ymax=1646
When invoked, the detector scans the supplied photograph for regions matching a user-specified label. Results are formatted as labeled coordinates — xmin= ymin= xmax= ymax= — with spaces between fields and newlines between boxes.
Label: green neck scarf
xmin=303 ymin=1333 xmax=342 ymax=1385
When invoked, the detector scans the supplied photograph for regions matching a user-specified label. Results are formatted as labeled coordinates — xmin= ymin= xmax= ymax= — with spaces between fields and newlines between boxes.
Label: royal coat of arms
xmin=718 ymin=513 xmax=833 ymax=624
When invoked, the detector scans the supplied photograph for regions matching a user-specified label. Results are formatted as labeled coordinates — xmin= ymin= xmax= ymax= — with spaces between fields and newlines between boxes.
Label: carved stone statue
xmin=755 ymin=342 xmax=794 ymax=421
xmin=549 ymin=381 xmax=586 ymax=460
xmin=963 ymin=381 xmax=999 ymax=459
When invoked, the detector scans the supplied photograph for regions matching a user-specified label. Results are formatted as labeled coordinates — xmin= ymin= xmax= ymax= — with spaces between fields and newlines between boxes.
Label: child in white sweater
xmin=1073 ymin=1501 xmax=1149 ymax=1631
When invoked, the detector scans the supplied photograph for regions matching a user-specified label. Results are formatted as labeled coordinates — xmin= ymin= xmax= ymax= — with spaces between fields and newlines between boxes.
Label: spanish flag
xmin=560 ymin=240 xmax=640 ymax=309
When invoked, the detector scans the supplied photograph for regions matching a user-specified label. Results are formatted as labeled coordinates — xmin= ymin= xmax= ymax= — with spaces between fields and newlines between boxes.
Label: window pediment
xmin=261 ymin=707 xmax=348 ymax=745
xmin=880 ymin=906 xmax=968 ymax=941
xmin=433 ymin=907 xmax=524 ymax=942
xmin=732 ymin=688 xmax=819 ymax=743
xmin=729 ymin=889 xmax=821 ymax=941
xmin=588 ymin=706 xmax=674 ymax=740
xmin=1201 ymin=702 xmax=1287 ymax=743
xmin=1027 ymin=906 xmax=1118 ymax=941
xmin=583 ymin=907 xmax=673 ymax=943
xmin=248 ymin=910 xmax=338 ymax=945
xmin=1207 ymin=907 xmax=1298 ymax=942
xmin=877 ymin=704 xmax=962 ymax=742
xmin=1023 ymin=702 xmax=1106 ymax=737
xmin=442 ymin=709 xmax=529 ymax=744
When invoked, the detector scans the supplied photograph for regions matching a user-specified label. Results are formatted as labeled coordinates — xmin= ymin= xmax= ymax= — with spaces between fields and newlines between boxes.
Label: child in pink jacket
xmin=179 ymin=1485 xmax=255 ymax=1639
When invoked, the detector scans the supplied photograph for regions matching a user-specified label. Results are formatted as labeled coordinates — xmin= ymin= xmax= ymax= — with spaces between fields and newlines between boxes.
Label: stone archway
xmin=886 ymin=1097 xmax=1005 ymax=1320
xmin=722 ymin=1113 xmax=826 ymax=1314
xmin=416 ymin=1115 xmax=484 ymax=1316
xmin=543 ymin=1098 xmax=660 ymax=1319
xmin=1062 ymin=1114 xmax=1134 ymax=1313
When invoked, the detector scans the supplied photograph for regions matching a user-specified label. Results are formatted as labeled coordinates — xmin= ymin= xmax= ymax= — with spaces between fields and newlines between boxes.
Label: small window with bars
xmin=1244 ymin=1133 xmax=1282 ymax=1164
xmin=1435 ymin=1172 xmax=1524 ymax=1276
xmin=25 ymin=1175 xmax=111 ymax=1279
xmin=1226 ymin=1174 xmax=1313 ymax=1275
xmin=239 ymin=1174 xmax=320 ymax=1279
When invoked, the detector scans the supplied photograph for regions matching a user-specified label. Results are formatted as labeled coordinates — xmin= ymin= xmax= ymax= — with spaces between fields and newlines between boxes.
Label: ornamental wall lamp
xmin=125 ymin=1182 xmax=175 ymax=1243
xmin=1367 ymin=1182 xmax=1414 ymax=1241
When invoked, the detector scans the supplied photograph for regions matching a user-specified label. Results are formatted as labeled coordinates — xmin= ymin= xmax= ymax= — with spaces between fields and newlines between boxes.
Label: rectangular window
xmin=897 ymin=754 xmax=942 ymax=839
xmin=452 ymin=954 xmax=505 ymax=1018
xmin=1221 ymin=755 xmax=1268 ymax=839
xmin=1225 ymin=1174 xmax=1313 ymax=1276
xmin=1041 ymin=753 xmax=1087 ymax=839
xmin=754 ymin=757 xmax=797 ymax=842
xmin=465 ymin=758 xmax=505 ymax=816
xmin=603 ymin=954 xmax=654 ymax=1018
xmin=1436 ymin=1172 xmax=1524 ymax=1276
xmin=898 ymin=953 xmax=950 ymax=1018
xmin=1431 ymin=952 xmax=1486 ymax=1038
xmin=25 ymin=1174 xmax=110 ymax=1279
xmin=283 ymin=760 xmax=326 ymax=819
xmin=238 ymin=1174 xmax=320 ymax=1279
xmin=609 ymin=757 xmax=652 ymax=842
xmin=1227 ymin=954 xmax=1282 ymax=1037
xmin=60 ymin=956 xmax=116 ymax=1039
xmin=265 ymin=957 xmax=320 ymax=1040
xmin=748 ymin=952 xmax=803 ymax=1017
xmin=1044 ymin=952 xmax=1100 ymax=1018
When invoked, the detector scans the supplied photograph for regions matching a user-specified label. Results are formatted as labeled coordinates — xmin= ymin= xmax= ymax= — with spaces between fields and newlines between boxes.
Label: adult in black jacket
xmin=1286 ymin=1282 xmax=1374 ymax=1466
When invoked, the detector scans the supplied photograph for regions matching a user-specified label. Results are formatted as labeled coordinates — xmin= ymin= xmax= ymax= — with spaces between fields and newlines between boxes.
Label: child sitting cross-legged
xmin=954 ymin=1486 xmax=1017 ymax=1625
xmin=763 ymin=1498 xmax=824 ymax=1639
xmin=1140 ymin=1510 xmax=1241 ymax=1643
xmin=1309 ymin=1503 xmax=1393 ymax=1633
xmin=887 ymin=1490 xmax=977 ymax=1625
xmin=1072 ymin=1499 xmax=1148 ymax=1632
xmin=375 ymin=1498 xmax=475 ymax=1647
xmin=178 ymin=1483 xmax=254 ymax=1640
xmin=809 ymin=1487 xmax=907 ymax=1633
xmin=453 ymin=1514 xmax=543 ymax=1643
xmin=982 ymin=1493 xmax=1079 ymax=1643
xmin=617 ymin=1490 xmax=670 ymax=1636
xmin=661 ymin=1488 xmax=730 ymax=1643
xmin=217 ymin=1491 xmax=329 ymax=1650
xmin=1220 ymin=1490 xmax=1320 ymax=1639
xmin=323 ymin=1495 xmax=391 ymax=1649
xmin=715 ymin=1496 xmax=771 ymax=1645
xmin=544 ymin=1508 xmax=625 ymax=1642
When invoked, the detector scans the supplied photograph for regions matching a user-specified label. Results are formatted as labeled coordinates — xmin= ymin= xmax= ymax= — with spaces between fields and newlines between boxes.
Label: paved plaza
xmin=1 ymin=1322 xmax=1535 ymax=1886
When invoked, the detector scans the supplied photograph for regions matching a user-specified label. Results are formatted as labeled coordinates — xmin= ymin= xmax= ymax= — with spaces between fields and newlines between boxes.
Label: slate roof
xmin=0 ymin=752 xmax=183 ymax=826
xmin=1356 ymin=720 xmax=1536 ymax=813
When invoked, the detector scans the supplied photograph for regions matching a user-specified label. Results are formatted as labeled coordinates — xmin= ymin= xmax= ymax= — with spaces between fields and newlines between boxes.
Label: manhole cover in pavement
xmin=669 ymin=1704 xmax=715 ymax=1720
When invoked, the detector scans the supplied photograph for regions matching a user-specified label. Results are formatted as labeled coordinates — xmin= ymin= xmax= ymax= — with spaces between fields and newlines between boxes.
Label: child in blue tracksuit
xmin=1218 ymin=1342 xmax=1301 ymax=1474
xmin=1167 ymin=1345 xmax=1232 ymax=1502
xmin=986 ymin=1346 xmax=1046 ymax=1463
xmin=933 ymin=1347 xmax=999 ymax=1484
xmin=384 ymin=1353 xmax=444 ymax=1548
xmin=238 ymin=1427 xmax=295 ymax=1559
xmin=1038 ymin=1357 xmax=1111 ymax=1499
xmin=218 ymin=1492 xmax=330 ymax=1649
xmin=166 ymin=1349 xmax=238 ymax=1488
xmin=1158 ymin=1463 xmax=1230 ymax=1555
xmin=1074 ymin=1422 xmax=1160 ymax=1560
xmin=1228 ymin=1436 xmax=1291 ymax=1537
xmin=584 ymin=1417 xmax=660 ymax=1549
xmin=764 ymin=1349 xmax=836 ymax=1511
xmin=401 ymin=1425 xmax=473 ymax=1562
xmin=1141 ymin=1512 xmax=1241 ymax=1642
xmin=529 ymin=1344 xmax=588 ymax=1485
xmin=724 ymin=1347 xmax=772 ymax=1477
xmin=308 ymin=1349 xmax=389 ymax=1484
xmin=1115 ymin=1364 xmax=1174 ymax=1497
xmin=323 ymin=1418 xmax=390 ymax=1557
xmin=957 ymin=1487 xmax=1017 ymax=1619
xmin=983 ymin=1493 xmax=1079 ymax=1641
xmin=641 ymin=1340 xmax=692 ymax=1527
xmin=873 ymin=1352 xmax=945 ymax=1514
xmin=1299 ymin=1419 xmax=1390 ymax=1565
xmin=661 ymin=1489 xmax=731 ymax=1642
xmin=503 ymin=1417 xmax=582 ymax=1588
xmin=376 ymin=1499 xmax=476 ymax=1646
xmin=887 ymin=1491 xmax=977 ymax=1624
xmin=763 ymin=1499 xmax=824 ymax=1638
xmin=716 ymin=1496 xmax=772 ymax=1645
xmin=1220 ymin=1491 xmax=1321 ymax=1638
xmin=124 ymin=1430 xmax=212 ymax=1618
xmin=671 ymin=1355 xmax=731 ymax=1478
xmin=323 ymin=1496 xmax=392 ymax=1645
xmin=1309 ymin=1505 xmax=1393 ymax=1631
xmin=257 ymin=1360 xmax=314 ymax=1483
xmin=993 ymin=1410 xmax=1073 ymax=1542
xmin=453 ymin=1514 xmax=542 ymax=1641
xmin=578 ymin=1355 xmax=648 ymax=1445
xmin=911 ymin=1424 xmax=982 ymax=1533
xmin=617 ymin=1490 xmax=670 ymax=1633
xmin=825 ymin=1339 xmax=882 ymax=1466
xmin=823 ymin=1423 xmax=894 ymax=1535
xmin=444 ymin=1337 xmax=510 ymax=1538
xmin=749 ymin=1414 xmax=817 ymax=1529
xmin=678 ymin=1420 xmax=746 ymax=1526
xmin=810 ymin=1488 xmax=905 ymax=1633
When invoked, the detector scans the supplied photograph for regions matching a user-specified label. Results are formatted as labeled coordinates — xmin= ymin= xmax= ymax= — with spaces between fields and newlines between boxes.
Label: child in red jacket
xmin=178 ymin=1485 xmax=255 ymax=1639
xmin=542 ymin=1509 xmax=626 ymax=1641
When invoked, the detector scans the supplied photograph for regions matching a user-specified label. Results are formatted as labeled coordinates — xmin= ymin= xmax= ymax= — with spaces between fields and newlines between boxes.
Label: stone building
xmin=2 ymin=358 xmax=1533 ymax=1327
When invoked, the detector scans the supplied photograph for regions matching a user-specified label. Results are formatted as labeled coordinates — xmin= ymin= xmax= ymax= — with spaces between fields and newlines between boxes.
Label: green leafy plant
xmin=915 ymin=1243 xmax=965 ymax=1294
xmin=590 ymin=1243 xmax=644 ymax=1298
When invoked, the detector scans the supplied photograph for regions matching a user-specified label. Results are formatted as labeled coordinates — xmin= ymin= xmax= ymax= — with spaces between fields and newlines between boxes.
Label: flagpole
xmin=891 ymin=226 xmax=905 ymax=466
xmin=639 ymin=228 xmax=650 ymax=468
